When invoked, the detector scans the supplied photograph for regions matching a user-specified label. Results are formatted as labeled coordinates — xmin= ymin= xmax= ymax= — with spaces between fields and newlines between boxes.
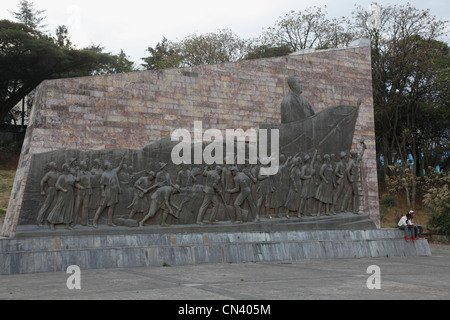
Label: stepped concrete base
xmin=12 ymin=212 xmax=378 ymax=238
xmin=0 ymin=225 xmax=431 ymax=275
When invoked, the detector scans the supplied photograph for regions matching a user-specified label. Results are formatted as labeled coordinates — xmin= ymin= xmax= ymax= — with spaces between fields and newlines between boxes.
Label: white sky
xmin=1 ymin=0 xmax=449 ymax=68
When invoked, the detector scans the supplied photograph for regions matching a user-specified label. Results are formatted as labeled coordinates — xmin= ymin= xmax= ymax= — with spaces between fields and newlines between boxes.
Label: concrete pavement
xmin=1 ymin=243 xmax=449 ymax=301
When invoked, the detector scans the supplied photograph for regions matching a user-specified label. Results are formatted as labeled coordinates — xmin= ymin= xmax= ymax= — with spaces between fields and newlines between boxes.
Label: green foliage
xmin=427 ymin=198 xmax=450 ymax=236
xmin=0 ymin=208 xmax=6 ymax=223
xmin=384 ymin=164 xmax=419 ymax=207
xmin=351 ymin=2 xmax=450 ymax=211
xmin=380 ymin=195 xmax=396 ymax=208
xmin=142 ymin=33 xmax=294 ymax=70
xmin=10 ymin=0 xmax=46 ymax=30
xmin=261 ymin=6 xmax=353 ymax=51
xmin=423 ymin=170 xmax=450 ymax=235
xmin=0 ymin=169 xmax=16 ymax=221
xmin=355 ymin=3 xmax=449 ymax=189
xmin=87 ymin=46 xmax=136 ymax=74
xmin=422 ymin=171 xmax=450 ymax=211
xmin=110 ymin=49 xmax=136 ymax=74
xmin=179 ymin=29 xmax=248 ymax=66
xmin=1 ymin=1 xmax=138 ymax=124
xmin=54 ymin=25 xmax=72 ymax=48
xmin=244 ymin=44 xmax=292 ymax=60
xmin=141 ymin=37 xmax=184 ymax=70
xmin=142 ymin=30 xmax=250 ymax=70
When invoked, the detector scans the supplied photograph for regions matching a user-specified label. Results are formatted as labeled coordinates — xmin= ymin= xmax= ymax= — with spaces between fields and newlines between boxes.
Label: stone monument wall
xmin=2 ymin=41 xmax=380 ymax=237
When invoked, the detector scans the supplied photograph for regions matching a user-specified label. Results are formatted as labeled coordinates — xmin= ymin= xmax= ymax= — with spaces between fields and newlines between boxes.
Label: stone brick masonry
xmin=2 ymin=42 xmax=379 ymax=237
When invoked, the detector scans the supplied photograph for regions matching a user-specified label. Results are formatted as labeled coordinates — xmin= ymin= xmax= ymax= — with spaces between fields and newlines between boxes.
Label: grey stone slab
xmin=0 ymin=228 xmax=432 ymax=275
xmin=0 ymin=253 xmax=11 ymax=274
xmin=88 ymin=248 xmax=105 ymax=270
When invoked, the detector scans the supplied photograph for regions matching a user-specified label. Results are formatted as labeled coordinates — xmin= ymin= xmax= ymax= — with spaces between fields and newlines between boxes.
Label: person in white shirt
xmin=409 ymin=210 xmax=424 ymax=238
xmin=398 ymin=213 xmax=415 ymax=241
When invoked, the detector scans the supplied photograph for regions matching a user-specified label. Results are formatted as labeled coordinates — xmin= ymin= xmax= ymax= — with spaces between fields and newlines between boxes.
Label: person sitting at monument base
xmin=398 ymin=212 xmax=415 ymax=241
xmin=409 ymin=210 xmax=425 ymax=238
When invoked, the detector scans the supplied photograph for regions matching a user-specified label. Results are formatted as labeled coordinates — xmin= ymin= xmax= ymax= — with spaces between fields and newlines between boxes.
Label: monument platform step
xmin=0 ymin=222 xmax=431 ymax=275
xmin=12 ymin=212 xmax=376 ymax=238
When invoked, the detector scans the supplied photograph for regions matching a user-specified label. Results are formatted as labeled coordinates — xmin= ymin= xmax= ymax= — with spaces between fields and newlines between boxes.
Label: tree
xmin=261 ymin=6 xmax=353 ymax=51
xmin=142 ymin=30 xmax=250 ymax=69
xmin=244 ymin=44 xmax=293 ymax=60
xmin=179 ymin=29 xmax=249 ymax=66
xmin=10 ymin=0 xmax=46 ymax=30
xmin=6 ymin=0 xmax=47 ymax=125
xmin=0 ymin=20 xmax=115 ymax=122
xmin=3 ymin=0 xmax=139 ymax=123
xmin=351 ymin=3 xmax=449 ymax=207
xmin=141 ymin=37 xmax=183 ymax=70
xmin=54 ymin=25 xmax=72 ymax=48
xmin=85 ymin=45 xmax=137 ymax=74
xmin=319 ymin=17 xmax=354 ymax=49
xmin=111 ymin=49 xmax=137 ymax=74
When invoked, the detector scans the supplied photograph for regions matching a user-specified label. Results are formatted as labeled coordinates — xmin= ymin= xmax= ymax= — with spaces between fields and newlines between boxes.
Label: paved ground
xmin=1 ymin=244 xmax=449 ymax=302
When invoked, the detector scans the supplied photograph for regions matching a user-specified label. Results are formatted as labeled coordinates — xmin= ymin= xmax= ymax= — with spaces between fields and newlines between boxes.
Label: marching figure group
xmin=35 ymin=141 xmax=366 ymax=230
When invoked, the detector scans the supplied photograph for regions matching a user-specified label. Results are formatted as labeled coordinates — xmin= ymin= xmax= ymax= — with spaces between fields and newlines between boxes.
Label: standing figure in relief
xmin=299 ymin=152 xmax=316 ymax=216
xmin=176 ymin=162 xmax=197 ymax=187
xmin=92 ymin=158 xmax=124 ymax=227
xmin=284 ymin=157 xmax=302 ymax=218
xmin=226 ymin=166 xmax=257 ymax=223
xmin=155 ymin=162 xmax=172 ymax=187
xmin=329 ymin=153 xmax=338 ymax=215
xmin=46 ymin=163 xmax=78 ymax=230
xmin=343 ymin=140 xmax=367 ymax=214
xmin=89 ymin=158 xmax=104 ymax=215
xmin=36 ymin=161 xmax=59 ymax=226
xmin=312 ymin=154 xmax=322 ymax=215
xmin=73 ymin=160 xmax=92 ymax=226
xmin=315 ymin=154 xmax=334 ymax=216
xmin=118 ymin=164 xmax=134 ymax=212
xmin=256 ymin=162 xmax=273 ymax=219
xmin=333 ymin=151 xmax=347 ymax=213
xmin=221 ymin=162 xmax=233 ymax=206
xmin=197 ymin=166 xmax=222 ymax=224
xmin=339 ymin=152 xmax=352 ymax=213
xmin=270 ymin=154 xmax=292 ymax=218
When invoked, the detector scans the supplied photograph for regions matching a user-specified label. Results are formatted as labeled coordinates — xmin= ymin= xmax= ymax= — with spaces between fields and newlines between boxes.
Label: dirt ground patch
xmin=379 ymin=192 xmax=430 ymax=231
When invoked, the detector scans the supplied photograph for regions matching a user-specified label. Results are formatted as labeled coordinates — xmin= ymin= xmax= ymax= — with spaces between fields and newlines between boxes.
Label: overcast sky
xmin=1 ymin=0 xmax=449 ymax=67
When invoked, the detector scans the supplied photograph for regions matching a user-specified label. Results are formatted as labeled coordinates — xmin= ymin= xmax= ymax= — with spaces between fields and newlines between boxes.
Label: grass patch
xmin=0 ymin=169 xmax=16 ymax=222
